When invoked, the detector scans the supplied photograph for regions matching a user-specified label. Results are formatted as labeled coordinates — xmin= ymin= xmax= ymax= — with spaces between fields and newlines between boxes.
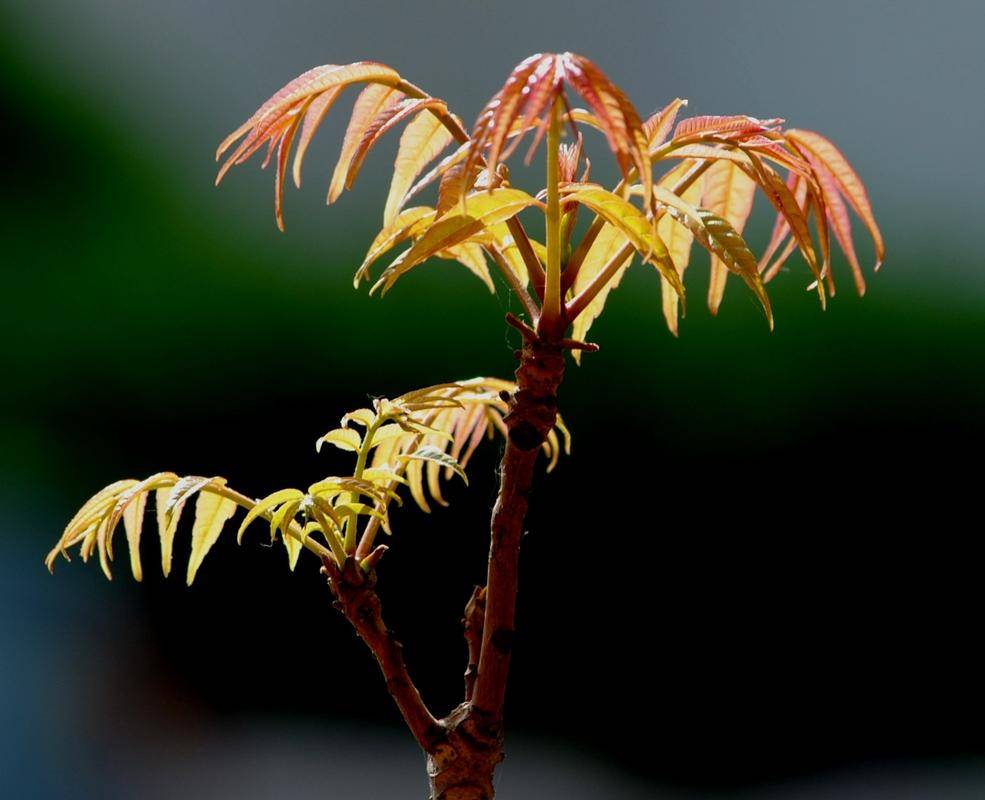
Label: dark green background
xmin=3 ymin=1 xmax=984 ymax=797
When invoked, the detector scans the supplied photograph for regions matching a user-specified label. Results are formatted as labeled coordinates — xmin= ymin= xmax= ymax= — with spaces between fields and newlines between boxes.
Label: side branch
xmin=463 ymin=585 xmax=487 ymax=701
xmin=322 ymin=558 xmax=440 ymax=751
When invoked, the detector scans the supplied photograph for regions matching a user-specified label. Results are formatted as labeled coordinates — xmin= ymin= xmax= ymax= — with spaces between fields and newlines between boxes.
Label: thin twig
xmin=485 ymin=246 xmax=539 ymax=321
xmin=505 ymin=216 xmax=546 ymax=298
xmin=323 ymin=558 xmax=440 ymax=751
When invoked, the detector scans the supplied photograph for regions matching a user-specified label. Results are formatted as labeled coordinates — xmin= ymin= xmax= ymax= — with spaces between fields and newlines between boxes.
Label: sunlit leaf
xmin=384 ymin=110 xmax=454 ymax=225
xmin=372 ymin=188 xmax=541 ymax=294
xmin=217 ymin=62 xmax=403 ymax=190
xmin=701 ymin=161 xmax=757 ymax=315
xmin=674 ymin=114 xmax=783 ymax=139
xmin=568 ymin=222 xmax=632 ymax=361
xmin=652 ymin=186 xmax=772 ymax=329
xmin=741 ymin=152 xmax=824 ymax=303
xmin=466 ymin=53 xmax=650 ymax=196
xmin=400 ymin=446 xmax=468 ymax=484
xmin=237 ymin=488 xmax=304 ymax=544
xmin=656 ymin=163 xmax=704 ymax=336
xmin=355 ymin=206 xmax=436 ymax=286
xmin=186 ymin=491 xmax=238 ymax=586
xmin=292 ymin=86 xmax=345 ymax=188
xmin=345 ymin=98 xmax=448 ymax=193
xmin=327 ymin=84 xmax=404 ymax=204
xmin=561 ymin=184 xmax=683 ymax=298
xmin=317 ymin=427 xmax=363 ymax=453
xmin=342 ymin=408 xmax=378 ymax=428
xmin=644 ymin=98 xmax=688 ymax=150
xmin=786 ymin=129 xmax=884 ymax=268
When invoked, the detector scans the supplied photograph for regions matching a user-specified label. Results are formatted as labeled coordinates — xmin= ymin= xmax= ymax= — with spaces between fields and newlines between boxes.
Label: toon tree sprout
xmin=48 ymin=52 xmax=882 ymax=800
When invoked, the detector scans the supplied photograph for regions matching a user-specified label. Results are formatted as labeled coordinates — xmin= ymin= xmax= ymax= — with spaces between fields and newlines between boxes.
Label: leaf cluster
xmin=216 ymin=54 xmax=883 ymax=339
xmin=47 ymin=379 xmax=569 ymax=583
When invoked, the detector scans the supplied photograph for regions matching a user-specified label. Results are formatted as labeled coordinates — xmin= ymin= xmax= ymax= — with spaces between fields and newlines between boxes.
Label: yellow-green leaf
xmin=237 ymin=488 xmax=305 ymax=544
xmin=400 ymin=446 xmax=468 ymax=484
xmin=652 ymin=186 xmax=772 ymax=329
xmin=158 ymin=476 xmax=223 ymax=577
xmin=372 ymin=188 xmax=541 ymax=295
xmin=562 ymin=185 xmax=684 ymax=300
xmin=317 ymin=427 xmax=362 ymax=453
xmin=122 ymin=491 xmax=148 ymax=582
xmin=186 ymin=491 xmax=238 ymax=586
xmin=342 ymin=407 xmax=377 ymax=428
xmin=156 ymin=488 xmax=174 ymax=577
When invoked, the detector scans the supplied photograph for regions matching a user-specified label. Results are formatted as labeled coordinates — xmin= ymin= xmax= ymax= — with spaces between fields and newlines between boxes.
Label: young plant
xmin=48 ymin=53 xmax=882 ymax=799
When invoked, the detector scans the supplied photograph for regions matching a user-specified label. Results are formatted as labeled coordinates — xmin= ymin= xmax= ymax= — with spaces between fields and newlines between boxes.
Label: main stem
xmin=327 ymin=98 xmax=569 ymax=800
xmin=540 ymin=97 xmax=564 ymax=334
xmin=425 ymin=338 xmax=566 ymax=799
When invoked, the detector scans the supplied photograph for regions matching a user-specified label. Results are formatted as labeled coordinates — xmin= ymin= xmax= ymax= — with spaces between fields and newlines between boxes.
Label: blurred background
xmin=2 ymin=1 xmax=984 ymax=797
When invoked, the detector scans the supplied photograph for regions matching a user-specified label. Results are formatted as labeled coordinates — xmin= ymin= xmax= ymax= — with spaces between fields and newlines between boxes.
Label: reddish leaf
xmin=292 ymin=87 xmax=345 ymax=188
xmin=674 ymin=114 xmax=784 ymax=139
xmin=644 ymin=97 xmax=688 ymax=150
xmin=345 ymin=98 xmax=447 ymax=191
xmin=328 ymin=84 xmax=404 ymax=204
xmin=786 ymin=129 xmax=884 ymax=268
xmin=217 ymin=62 xmax=402 ymax=184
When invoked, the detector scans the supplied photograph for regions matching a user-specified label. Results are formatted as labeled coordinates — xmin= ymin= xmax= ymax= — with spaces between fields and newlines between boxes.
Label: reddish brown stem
xmin=472 ymin=338 xmax=565 ymax=717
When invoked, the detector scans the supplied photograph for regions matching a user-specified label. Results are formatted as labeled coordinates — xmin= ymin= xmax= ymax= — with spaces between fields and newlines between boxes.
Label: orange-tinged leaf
xmin=742 ymin=152 xmax=823 ymax=303
xmin=328 ymin=84 xmax=403 ymax=204
xmin=563 ymin=53 xmax=651 ymax=199
xmin=435 ymin=161 xmax=482 ymax=217
xmin=569 ymin=221 xmax=632 ymax=360
xmin=384 ymin=110 xmax=454 ymax=225
xmin=760 ymin=173 xmax=809 ymax=281
xmin=561 ymin=184 xmax=683 ymax=299
xmin=644 ymin=97 xmax=688 ymax=150
xmin=656 ymin=163 xmax=704 ymax=335
xmin=217 ymin=62 xmax=402 ymax=184
xmin=658 ymin=143 xmax=753 ymax=166
xmin=467 ymin=53 xmax=649 ymax=197
xmin=674 ymin=114 xmax=783 ymax=139
xmin=274 ymin=111 xmax=303 ymax=231
xmin=292 ymin=86 xmax=345 ymax=188
xmin=811 ymin=155 xmax=864 ymax=293
xmin=355 ymin=206 xmax=436 ymax=286
xmin=701 ymin=161 xmax=757 ymax=315
xmin=505 ymin=54 xmax=563 ymax=164
xmin=786 ymin=129 xmax=884 ymax=268
xmin=345 ymin=98 xmax=447 ymax=193
xmin=467 ymin=54 xmax=558 ymax=184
